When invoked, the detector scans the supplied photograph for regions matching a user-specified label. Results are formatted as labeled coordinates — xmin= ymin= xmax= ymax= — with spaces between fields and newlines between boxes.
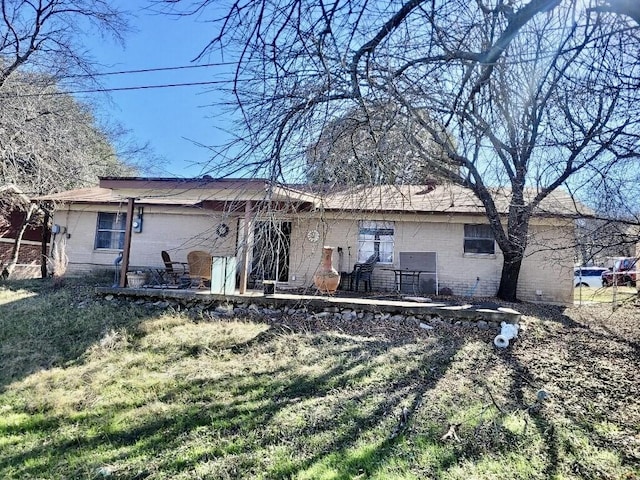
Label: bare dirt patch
xmin=260 ymin=299 xmax=640 ymax=476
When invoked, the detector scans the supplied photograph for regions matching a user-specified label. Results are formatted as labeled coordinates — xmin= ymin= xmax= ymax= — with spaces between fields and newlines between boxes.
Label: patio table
xmin=382 ymin=268 xmax=425 ymax=294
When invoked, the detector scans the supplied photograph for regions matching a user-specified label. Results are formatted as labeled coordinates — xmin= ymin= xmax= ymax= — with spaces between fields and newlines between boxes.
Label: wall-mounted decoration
xmin=216 ymin=223 xmax=230 ymax=237
xmin=306 ymin=229 xmax=320 ymax=243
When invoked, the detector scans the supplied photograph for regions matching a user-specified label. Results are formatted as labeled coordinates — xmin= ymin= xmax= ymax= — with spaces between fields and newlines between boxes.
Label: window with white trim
xmin=358 ymin=221 xmax=394 ymax=264
xmin=463 ymin=224 xmax=495 ymax=254
xmin=95 ymin=212 xmax=126 ymax=250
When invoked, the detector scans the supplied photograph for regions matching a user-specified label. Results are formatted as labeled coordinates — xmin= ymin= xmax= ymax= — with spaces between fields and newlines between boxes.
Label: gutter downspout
xmin=119 ymin=198 xmax=136 ymax=287
xmin=239 ymin=200 xmax=252 ymax=294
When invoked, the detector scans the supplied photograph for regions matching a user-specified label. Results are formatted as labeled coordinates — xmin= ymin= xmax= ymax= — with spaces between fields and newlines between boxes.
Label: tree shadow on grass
xmin=5 ymin=292 xmax=635 ymax=479
xmin=0 ymin=322 xmax=473 ymax=479
xmin=0 ymin=317 xmax=564 ymax=479
xmin=0 ymin=277 xmax=158 ymax=391
xmin=501 ymin=304 xmax=640 ymax=479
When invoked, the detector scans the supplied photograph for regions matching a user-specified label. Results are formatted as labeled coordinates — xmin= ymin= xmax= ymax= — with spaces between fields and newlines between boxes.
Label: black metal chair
xmin=351 ymin=253 xmax=378 ymax=292
xmin=160 ymin=250 xmax=189 ymax=286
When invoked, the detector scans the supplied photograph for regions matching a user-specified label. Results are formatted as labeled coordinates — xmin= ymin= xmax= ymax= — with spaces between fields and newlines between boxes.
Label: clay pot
xmin=314 ymin=246 xmax=341 ymax=294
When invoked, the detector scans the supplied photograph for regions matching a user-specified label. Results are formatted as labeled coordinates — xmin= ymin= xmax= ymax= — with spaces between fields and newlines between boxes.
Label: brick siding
xmin=0 ymin=242 xmax=43 ymax=265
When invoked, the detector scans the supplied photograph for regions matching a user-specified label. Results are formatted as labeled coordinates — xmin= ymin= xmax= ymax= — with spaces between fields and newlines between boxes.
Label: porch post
xmin=239 ymin=200 xmax=252 ymax=294
xmin=119 ymin=197 xmax=136 ymax=288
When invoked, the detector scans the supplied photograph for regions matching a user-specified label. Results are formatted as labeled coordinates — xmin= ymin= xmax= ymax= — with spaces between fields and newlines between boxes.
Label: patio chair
xmin=187 ymin=250 xmax=213 ymax=289
xmin=160 ymin=250 xmax=189 ymax=286
xmin=351 ymin=253 xmax=378 ymax=292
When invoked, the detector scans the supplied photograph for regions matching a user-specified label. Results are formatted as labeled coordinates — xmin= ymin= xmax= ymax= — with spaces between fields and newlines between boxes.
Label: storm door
xmin=251 ymin=221 xmax=291 ymax=283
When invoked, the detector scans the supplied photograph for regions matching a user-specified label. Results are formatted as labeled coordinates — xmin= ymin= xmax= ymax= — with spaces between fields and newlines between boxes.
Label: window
xmin=463 ymin=224 xmax=495 ymax=254
xmin=358 ymin=221 xmax=394 ymax=264
xmin=95 ymin=212 xmax=126 ymax=250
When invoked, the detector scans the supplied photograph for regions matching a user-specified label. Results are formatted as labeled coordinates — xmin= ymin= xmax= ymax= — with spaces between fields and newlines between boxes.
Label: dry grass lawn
xmin=0 ymin=278 xmax=638 ymax=479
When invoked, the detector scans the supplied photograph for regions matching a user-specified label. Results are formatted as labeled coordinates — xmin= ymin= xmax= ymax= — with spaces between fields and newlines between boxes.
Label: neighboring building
xmin=0 ymin=210 xmax=43 ymax=261
xmin=35 ymin=177 xmax=579 ymax=304
xmin=1 ymin=185 xmax=46 ymax=278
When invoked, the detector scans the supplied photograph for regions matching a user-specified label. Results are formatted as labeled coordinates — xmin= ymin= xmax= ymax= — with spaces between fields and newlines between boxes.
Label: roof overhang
xmin=33 ymin=177 xmax=321 ymax=212
xmin=32 ymin=178 xmax=588 ymax=219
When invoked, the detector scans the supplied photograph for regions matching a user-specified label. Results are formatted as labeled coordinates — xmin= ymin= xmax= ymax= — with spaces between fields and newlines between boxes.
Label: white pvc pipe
xmin=494 ymin=321 xmax=520 ymax=348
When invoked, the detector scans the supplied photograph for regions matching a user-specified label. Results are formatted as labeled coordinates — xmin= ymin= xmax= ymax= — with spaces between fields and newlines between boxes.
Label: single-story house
xmin=35 ymin=176 xmax=579 ymax=304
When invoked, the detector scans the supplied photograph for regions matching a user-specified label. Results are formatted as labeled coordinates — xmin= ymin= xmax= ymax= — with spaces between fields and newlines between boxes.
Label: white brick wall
xmin=286 ymin=212 xmax=573 ymax=305
xmin=55 ymin=204 xmax=574 ymax=305
xmin=54 ymin=205 xmax=237 ymax=274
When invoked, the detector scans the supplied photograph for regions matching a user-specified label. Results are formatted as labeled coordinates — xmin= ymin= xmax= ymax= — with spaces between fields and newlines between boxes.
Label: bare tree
xmin=594 ymin=0 xmax=640 ymax=24
xmin=0 ymin=0 xmax=129 ymax=88
xmin=0 ymin=72 xmax=137 ymax=276
xmin=0 ymin=2 xmax=158 ymax=277
xmin=0 ymin=0 xmax=134 ymax=277
xmin=306 ymin=101 xmax=453 ymax=185
xmin=0 ymin=183 xmax=33 ymax=277
xmin=0 ymin=74 xmax=136 ymax=193
xmin=575 ymin=166 xmax=640 ymax=265
xmin=161 ymin=0 xmax=640 ymax=301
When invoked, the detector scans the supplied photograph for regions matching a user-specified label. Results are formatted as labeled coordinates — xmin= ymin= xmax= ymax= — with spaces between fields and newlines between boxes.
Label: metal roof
xmin=318 ymin=184 xmax=586 ymax=217
xmin=33 ymin=179 xmax=587 ymax=217
xmin=33 ymin=180 xmax=319 ymax=208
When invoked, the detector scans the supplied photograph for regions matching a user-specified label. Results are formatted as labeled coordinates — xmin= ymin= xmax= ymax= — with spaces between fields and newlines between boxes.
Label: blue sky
xmin=82 ymin=3 xmax=234 ymax=177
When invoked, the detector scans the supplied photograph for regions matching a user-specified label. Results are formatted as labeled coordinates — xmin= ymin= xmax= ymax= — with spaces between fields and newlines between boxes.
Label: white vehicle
xmin=574 ymin=267 xmax=607 ymax=288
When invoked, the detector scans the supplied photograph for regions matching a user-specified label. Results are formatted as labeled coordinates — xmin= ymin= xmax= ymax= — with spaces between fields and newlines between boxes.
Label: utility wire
xmin=63 ymin=61 xmax=242 ymax=78
xmin=0 ymin=78 xmax=251 ymax=97
xmin=0 ymin=61 xmax=256 ymax=97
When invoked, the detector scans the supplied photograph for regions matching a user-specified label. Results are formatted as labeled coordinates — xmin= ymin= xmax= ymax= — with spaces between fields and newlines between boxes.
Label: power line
xmin=64 ymin=62 xmax=241 ymax=78
xmin=61 ymin=80 xmax=237 ymax=94
xmin=1 ymin=79 xmax=251 ymax=97
xmin=0 ymin=61 xmax=256 ymax=97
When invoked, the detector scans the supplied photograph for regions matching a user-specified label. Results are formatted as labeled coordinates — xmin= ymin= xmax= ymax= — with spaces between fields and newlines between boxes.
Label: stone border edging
xmin=96 ymin=287 xmax=521 ymax=331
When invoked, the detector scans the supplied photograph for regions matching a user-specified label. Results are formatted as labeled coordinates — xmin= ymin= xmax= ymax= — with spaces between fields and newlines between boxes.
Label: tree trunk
xmin=6 ymin=204 xmax=37 ymax=277
xmin=496 ymin=251 xmax=523 ymax=302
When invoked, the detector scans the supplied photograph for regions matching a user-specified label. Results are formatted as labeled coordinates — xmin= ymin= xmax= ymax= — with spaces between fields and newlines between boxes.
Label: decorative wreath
xmin=216 ymin=223 xmax=230 ymax=237
xmin=306 ymin=229 xmax=320 ymax=243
